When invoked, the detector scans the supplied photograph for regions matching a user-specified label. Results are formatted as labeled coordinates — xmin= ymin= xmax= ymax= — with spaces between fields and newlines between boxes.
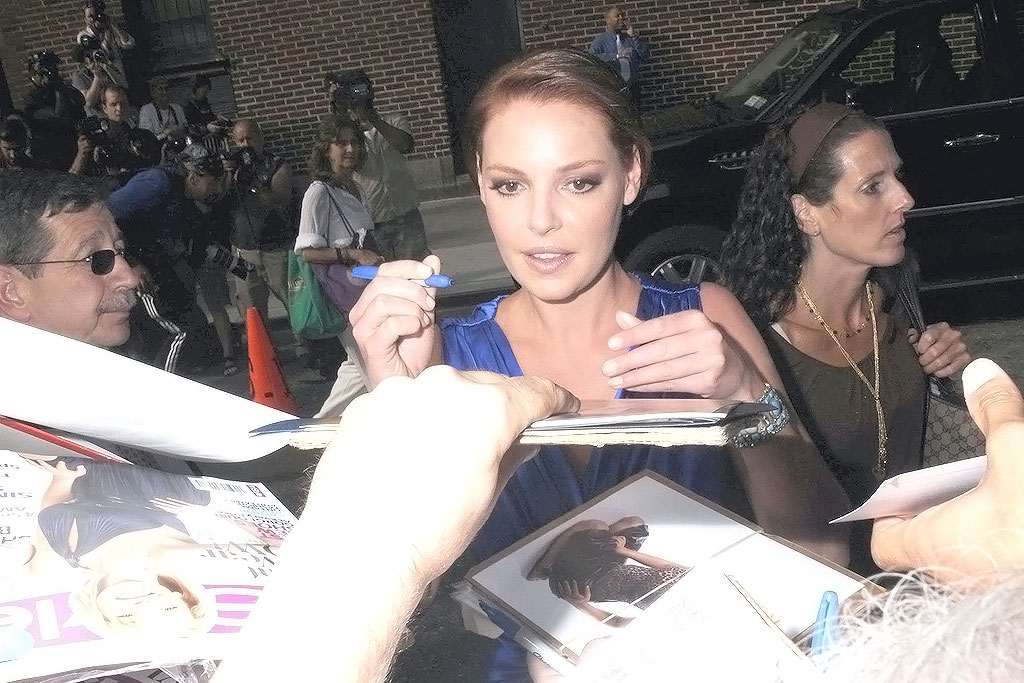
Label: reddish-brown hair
xmin=462 ymin=48 xmax=652 ymax=200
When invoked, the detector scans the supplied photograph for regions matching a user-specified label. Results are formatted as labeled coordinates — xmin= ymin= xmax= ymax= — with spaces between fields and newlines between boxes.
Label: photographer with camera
xmin=326 ymin=69 xmax=429 ymax=262
xmin=184 ymin=75 xmax=231 ymax=137
xmin=107 ymin=144 xmax=240 ymax=374
xmin=21 ymin=50 xmax=86 ymax=171
xmin=71 ymin=35 xmax=128 ymax=118
xmin=76 ymin=0 xmax=135 ymax=78
xmin=223 ymin=118 xmax=304 ymax=358
xmin=138 ymin=78 xmax=187 ymax=141
xmin=70 ymin=84 xmax=159 ymax=182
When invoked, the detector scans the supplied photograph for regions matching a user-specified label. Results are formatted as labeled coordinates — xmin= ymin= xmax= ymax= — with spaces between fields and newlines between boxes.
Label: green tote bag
xmin=287 ymin=251 xmax=346 ymax=339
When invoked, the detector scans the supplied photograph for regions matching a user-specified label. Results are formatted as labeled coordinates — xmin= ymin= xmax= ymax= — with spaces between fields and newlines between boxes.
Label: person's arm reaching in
xmin=210 ymin=367 xmax=578 ymax=683
xmin=871 ymin=358 xmax=1024 ymax=580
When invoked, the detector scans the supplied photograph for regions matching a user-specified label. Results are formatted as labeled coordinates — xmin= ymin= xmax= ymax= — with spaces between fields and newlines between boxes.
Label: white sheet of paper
xmin=831 ymin=456 xmax=986 ymax=523
xmin=0 ymin=318 xmax=294 ymax=461
xmin=573 ymin=566 xmax=810 ymax=682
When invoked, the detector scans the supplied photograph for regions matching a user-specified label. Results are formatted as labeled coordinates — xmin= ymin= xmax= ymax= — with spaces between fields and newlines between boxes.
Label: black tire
xmin=622 ymin=225 xmax=726 ymax=284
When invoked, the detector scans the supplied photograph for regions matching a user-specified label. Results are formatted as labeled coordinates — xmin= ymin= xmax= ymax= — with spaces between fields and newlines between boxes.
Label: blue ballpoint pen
xmin=810 ymin=590 xmax=839 ymax=657
xmin=350 ymin=265 xmax=453 ymax=288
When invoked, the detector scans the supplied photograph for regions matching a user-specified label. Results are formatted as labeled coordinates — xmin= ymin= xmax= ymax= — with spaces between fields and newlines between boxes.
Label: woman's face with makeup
xmin=475 ymin=97 xmax=641 ymax=303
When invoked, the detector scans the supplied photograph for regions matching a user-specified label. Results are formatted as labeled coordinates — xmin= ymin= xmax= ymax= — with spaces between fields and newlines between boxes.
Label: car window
xmin=825 ymin=9 xmax=980 ymax=114
xmin=715 ymin=16 xmax=841 ymax=115
xmin=1005 ymin=2 xmax=1024 ymax=95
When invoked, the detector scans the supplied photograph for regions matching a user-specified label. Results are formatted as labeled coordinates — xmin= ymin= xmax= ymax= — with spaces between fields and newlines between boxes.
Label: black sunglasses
xmin=12 ymin=248 xmax=130 ymax=276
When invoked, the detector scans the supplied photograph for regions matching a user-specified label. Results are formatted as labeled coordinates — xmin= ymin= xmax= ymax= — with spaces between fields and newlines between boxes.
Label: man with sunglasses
xmin=0 ymin=170 xmax=139 ymax=347
xmin=107 ymin=144 xmax=226 ymax=373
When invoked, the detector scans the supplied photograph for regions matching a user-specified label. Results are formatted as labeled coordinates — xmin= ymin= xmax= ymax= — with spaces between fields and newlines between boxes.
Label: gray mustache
xmin=98 ymin=288 xmax=138 ymax=314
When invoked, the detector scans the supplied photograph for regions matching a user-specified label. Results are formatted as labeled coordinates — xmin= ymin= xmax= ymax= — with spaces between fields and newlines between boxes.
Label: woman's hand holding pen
xmin=349 ymin=255 xmax=443 ymax=389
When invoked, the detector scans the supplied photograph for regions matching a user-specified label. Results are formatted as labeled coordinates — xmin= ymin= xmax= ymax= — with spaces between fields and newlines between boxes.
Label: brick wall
xmin=205 ymin=0 xmax=450 ymax=177
xmin=519 ymin=0 xmax=829 ymax=111
xmin=0 ymin=0 xmax=127 ymax=104
xmin=0 ymin=0 xmax=977 ymax=185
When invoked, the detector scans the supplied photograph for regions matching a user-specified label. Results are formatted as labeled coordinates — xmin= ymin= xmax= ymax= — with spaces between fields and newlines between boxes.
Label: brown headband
xmin=786 ymin=102 xmax=852 ymax=182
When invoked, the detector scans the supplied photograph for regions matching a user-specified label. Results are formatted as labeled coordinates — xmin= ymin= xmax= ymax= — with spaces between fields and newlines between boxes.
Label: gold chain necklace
xmin=799 ymin=294 xmax=869 ymax=338
xmin=797 ymin=281 xmax=888 ymax=480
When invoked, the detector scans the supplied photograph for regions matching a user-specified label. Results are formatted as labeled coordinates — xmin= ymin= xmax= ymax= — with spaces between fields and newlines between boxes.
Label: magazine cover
xmin=465 ymin=471 xmax=866 ymax=670
xmin=0 ymin=450 xmax=298 ymax=683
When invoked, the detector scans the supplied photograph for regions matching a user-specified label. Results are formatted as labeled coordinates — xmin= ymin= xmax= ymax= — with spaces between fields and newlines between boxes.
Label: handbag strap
xmin=896 ymin=261 xmax=926 ymax=334
xmin=896 ymin=259 xmax=965 ymax=405
xmin=315 ymin=180 xmax=358 ymax=241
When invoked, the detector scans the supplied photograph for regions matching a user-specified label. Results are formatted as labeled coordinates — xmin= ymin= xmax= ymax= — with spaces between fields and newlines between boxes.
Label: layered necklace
xmin=796 ymin=281 xmax=888 ymax=480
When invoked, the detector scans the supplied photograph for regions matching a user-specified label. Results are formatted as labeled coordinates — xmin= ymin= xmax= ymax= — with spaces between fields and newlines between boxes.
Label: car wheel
xmin=622 ymin=225 xmax=726 ymax=284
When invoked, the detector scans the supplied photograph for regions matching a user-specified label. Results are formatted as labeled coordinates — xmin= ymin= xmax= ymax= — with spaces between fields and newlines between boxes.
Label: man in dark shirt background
xmin=225 ymin=118 xmax=304 ymax=358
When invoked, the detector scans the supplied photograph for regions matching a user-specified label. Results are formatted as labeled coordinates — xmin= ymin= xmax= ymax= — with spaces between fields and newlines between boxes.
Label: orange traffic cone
xmin=246 ymin=307 xmax=298 ymax=414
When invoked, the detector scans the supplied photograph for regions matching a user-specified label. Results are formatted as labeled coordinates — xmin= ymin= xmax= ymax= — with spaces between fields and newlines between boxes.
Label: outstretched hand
xmin=601 ymin=309 xmax=751 ymax=399
xmin=304 ymin=366 xmax=579 ymax=581
xmin=349 ymin=255 xmax=443 ymax=388
xmin=871 ymin=358 xmax=1024 ymax=579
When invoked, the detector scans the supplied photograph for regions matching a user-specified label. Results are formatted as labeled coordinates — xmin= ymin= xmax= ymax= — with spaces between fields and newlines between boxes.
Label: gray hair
xmin=818 ymin=570 xmax=1024 ymax=682
xmin=0 ymin=170 xmax=108 ymax=278
xmin=569 ymin=569 xmax=1024 ymax=682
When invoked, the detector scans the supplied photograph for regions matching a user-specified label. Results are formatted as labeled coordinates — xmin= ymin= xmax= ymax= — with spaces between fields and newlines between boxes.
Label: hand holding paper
xmin=871 ymin=358 xmax=1024 ymax=578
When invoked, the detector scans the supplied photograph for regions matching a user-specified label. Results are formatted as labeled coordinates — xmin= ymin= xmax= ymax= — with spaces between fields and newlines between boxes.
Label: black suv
xmin=617 ymin=0 xmax=1024 ymax=291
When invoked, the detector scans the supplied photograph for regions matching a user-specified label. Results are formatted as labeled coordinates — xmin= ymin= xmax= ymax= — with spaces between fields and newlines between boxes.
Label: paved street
xmin=185 ymin=198 xmax=1024 ymax=682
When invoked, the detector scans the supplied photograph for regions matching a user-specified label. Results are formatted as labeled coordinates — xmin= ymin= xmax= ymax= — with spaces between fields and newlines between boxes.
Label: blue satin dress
xmin=440 ymin=274 xmax=730 ymax=683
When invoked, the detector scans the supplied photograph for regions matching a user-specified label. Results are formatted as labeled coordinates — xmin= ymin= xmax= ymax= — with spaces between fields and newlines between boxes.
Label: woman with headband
xmin=721 ymin=102 xmax=971 ymax=574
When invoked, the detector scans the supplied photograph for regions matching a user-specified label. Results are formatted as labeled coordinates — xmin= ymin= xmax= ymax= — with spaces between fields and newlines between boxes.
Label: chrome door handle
xmin=707 ymin=151 xmax=751 ymax=171
xmin=944 ymin=133 xmax=1000 ymax=148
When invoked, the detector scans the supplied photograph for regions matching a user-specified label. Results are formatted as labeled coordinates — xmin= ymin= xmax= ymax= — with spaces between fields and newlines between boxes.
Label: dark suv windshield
xmin=715 ymin=16 xmax=842 ymax=115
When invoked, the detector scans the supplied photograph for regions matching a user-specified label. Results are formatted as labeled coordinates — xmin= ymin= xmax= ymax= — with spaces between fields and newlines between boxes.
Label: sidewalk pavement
xmin=230 ymin=194 xmax=512 ymax=325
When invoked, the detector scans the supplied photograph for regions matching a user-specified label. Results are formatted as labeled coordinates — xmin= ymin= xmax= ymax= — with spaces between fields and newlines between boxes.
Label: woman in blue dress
xmin=349 ymin=48 xmax=850 ymax=682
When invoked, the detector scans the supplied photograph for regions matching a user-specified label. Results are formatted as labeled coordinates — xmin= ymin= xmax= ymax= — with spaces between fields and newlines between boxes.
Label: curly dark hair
xmin=547 ymin=529 xmax=621 ymax=592
xmin=721 ymin=105 xmax=889 ymax=328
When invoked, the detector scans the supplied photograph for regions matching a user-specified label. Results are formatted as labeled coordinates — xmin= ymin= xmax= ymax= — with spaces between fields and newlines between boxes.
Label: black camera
xmin=205 ymin=243 xmax=254 ymax=280
xmin=236 ymin=148 xmax=257 ymax=186
xmin=163 ymin=125 xmax=205 ymax=158
xmin=326 ymin=69 xmax=373 ymax=111
xmin=77 ymin=117 xmax=157 ymax=170
xmin=29 ymin=52 xmax=60 ymax=87
xmin=230 ymin=147 xmax=274 ymax=191
xmin=78 ymin=115 xmax=110 ymax=146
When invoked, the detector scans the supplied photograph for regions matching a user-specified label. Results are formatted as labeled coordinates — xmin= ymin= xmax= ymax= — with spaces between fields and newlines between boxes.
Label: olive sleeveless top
xmin=763 ymin=308 xmax=926 ymax=574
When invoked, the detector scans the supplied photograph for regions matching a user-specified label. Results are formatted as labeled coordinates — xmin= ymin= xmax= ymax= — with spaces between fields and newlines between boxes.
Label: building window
xmin=139 ymin=0 xmax=218 ymax=69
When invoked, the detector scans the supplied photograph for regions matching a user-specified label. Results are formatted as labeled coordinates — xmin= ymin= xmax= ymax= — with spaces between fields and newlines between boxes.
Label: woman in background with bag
xmin=721 ymin=102 xmax=971 ymax=575
xmin=294 ymin=114 xmax=383 ymax=388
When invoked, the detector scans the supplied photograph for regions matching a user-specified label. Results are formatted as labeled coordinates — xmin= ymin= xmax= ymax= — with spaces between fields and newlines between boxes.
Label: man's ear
xmin=790 ymin=193 xmax=821 ymax=237
xmin=0 ymin=266 xmax=31 ymax=323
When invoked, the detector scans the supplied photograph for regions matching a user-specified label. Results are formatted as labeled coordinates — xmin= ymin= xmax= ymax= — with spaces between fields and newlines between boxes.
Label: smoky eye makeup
xmin=565 ymin=176 xmax=602 ymax=193
xmin=488 ymin=179 xmax=523 ymax=196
